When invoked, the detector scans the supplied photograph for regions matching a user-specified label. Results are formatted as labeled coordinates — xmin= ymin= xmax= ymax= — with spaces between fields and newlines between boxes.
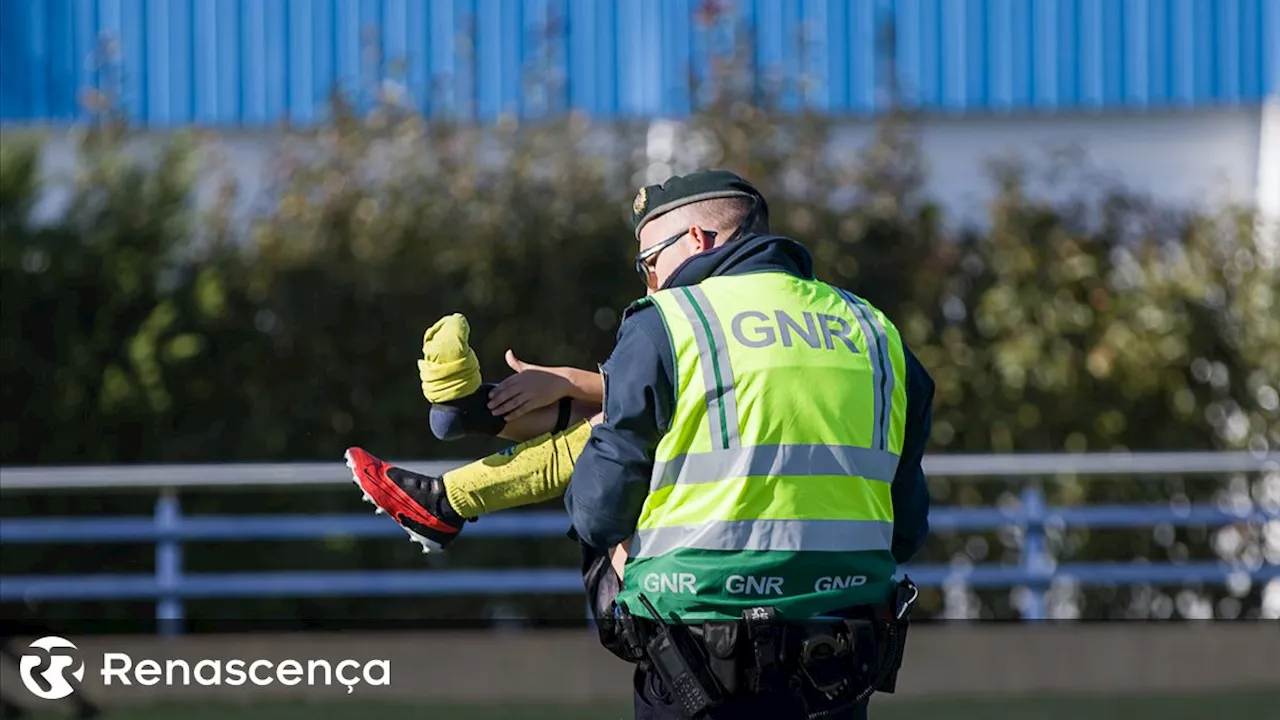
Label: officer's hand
xmin=609 ymin=541 xmax=630 ymax=579
xmin=487 ymin=350 xmax=574 ymax=421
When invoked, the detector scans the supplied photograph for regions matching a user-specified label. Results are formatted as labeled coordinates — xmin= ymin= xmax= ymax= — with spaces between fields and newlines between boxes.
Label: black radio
xmin=626 ymin=593 xmax=725 ymax=719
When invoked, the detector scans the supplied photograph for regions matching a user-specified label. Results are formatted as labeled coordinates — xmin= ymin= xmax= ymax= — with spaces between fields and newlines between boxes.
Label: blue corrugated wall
xmin=1 ymin=0 xmax=1277 ymax=127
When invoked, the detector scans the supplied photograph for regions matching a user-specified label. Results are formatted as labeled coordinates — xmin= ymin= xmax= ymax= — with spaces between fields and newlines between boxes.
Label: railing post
xmin=155 ymin=489 xmax=184 ymax=637
xmin=1019 ymin=484 xmax=1048 ymax=621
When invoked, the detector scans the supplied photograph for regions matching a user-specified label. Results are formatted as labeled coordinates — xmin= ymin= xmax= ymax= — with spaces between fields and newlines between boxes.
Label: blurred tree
xmin=0 ymin=129 xmax=256 ymax=463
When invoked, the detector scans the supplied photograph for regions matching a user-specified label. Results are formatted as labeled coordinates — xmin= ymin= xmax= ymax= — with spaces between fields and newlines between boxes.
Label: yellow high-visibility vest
xmin=616 ymin=271 xmax=909 ymax=621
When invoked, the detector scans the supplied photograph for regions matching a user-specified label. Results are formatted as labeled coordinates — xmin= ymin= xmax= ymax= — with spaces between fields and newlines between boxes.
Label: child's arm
xmin=551 ymin=366 xmax=604 ymax=404
xmin=497 ymin=398 xmax=598 ymax=442
xmin=486 ymin=350 xmax=604 ymax=420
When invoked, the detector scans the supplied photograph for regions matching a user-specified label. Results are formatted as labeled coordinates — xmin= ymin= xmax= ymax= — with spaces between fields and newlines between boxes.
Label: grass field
xmin=17 ymin=689 xmax=1279 ymax=720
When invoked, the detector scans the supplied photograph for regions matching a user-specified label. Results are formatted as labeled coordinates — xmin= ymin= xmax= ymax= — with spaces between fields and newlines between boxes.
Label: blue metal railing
xmin=1 ymin=454 xmax=1276 ymax=635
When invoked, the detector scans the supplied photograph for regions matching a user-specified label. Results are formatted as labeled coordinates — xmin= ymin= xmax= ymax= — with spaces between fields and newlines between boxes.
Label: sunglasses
xmin=634 ymin=229 xmax=716 ymax=288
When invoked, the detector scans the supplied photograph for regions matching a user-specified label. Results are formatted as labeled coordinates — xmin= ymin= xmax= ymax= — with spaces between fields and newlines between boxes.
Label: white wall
xmin=865 ymin=107 xmax=1265 ymax=226
xmin=27 ymin=106 xmax=1269 ymax=231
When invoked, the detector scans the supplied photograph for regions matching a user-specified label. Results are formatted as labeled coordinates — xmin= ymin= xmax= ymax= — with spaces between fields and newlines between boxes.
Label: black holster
xmin=868 ymin=575 xmax=918 ymax=694
xmin=579 ymin=540 xmax=644 ymax=664
xmin=702 ymin=622 xmax=740 ymax=696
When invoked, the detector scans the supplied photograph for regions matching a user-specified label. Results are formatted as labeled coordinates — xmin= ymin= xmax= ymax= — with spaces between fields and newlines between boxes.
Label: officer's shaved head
xmin=649 ymin=197 xmax=768 ymax=244
xmin=634 ymin=174 xmax=770 ymax=291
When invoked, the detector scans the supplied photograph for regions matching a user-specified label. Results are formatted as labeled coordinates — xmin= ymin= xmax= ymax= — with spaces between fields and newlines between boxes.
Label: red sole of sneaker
xmin=344 ymin=449 xmax=450 ymax=554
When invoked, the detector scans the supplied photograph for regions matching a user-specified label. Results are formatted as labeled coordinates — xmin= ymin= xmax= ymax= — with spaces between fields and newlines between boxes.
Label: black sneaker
xmin=344 ymin=447 xmax=467 ymax=553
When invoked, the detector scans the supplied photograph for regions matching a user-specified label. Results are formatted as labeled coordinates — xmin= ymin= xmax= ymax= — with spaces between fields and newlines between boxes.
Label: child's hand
xmin=487 ymin=350 xmax=573 ymax=421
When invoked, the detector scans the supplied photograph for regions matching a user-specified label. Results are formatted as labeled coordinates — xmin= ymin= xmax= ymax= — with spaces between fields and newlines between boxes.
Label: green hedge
xmin=5 ymin=117 xmax=1274 ymax=464
xmin=1 ymin=88 xmax=1276 ymax=622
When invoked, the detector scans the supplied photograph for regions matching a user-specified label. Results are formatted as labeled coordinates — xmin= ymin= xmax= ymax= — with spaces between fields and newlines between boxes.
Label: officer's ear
xmin=690 ymin=226 xmax=717 ymax=252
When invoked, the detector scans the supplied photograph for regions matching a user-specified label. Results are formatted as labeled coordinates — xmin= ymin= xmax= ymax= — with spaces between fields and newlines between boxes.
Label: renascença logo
xmin=101 ymin=654 xmax=390 ymax=694
xmin=16 ymin=636 xmax=390 ymax=699
xmin=19 ymin=636 xmax=86 ymax=700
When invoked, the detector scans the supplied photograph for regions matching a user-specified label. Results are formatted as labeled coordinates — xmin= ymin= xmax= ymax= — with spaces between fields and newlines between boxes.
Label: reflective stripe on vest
xmin=670 ymin=286 xmax=742 ymax=450
xmin=835 ymin=288 xmax=895 ymax=451
xmin=650 ymin=443 xmax=899 ymax=493
xmin=632 ymin=518 xmax=894 ymax=558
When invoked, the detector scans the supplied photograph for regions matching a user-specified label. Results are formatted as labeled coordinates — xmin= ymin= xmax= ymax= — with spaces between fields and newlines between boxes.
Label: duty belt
xmin=615 ymin=576 xmax=919 ymax=720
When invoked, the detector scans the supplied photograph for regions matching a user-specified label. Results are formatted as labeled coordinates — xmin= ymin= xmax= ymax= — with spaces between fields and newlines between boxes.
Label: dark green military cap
xmin=630 ymin=169 xmax=766 ymax=239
